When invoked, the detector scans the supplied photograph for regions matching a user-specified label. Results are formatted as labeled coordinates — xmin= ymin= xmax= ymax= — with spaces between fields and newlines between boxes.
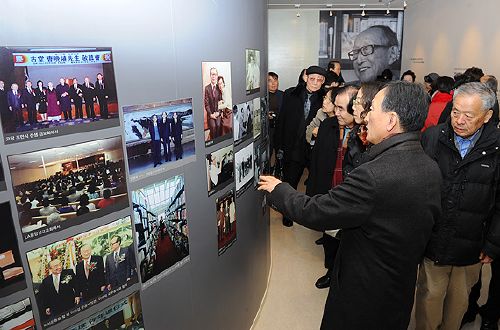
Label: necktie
xmin=304 ymin=94 xmax=311 ymax=119
xmin=86 ymin=83 xmax=89 ymax=88
xmin=212 ymin=85 xmax=216 ymax=98
xmin=85 ymin=260 xmax=89 ymax=278
xmin=54 ymin=275 xmax=59 ymax=293
xmin=114 ymin=252 xmax=118 ymax=264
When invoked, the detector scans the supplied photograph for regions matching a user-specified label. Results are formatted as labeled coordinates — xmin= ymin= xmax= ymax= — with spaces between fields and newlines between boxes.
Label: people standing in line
xmin=34 ymin=80 xmax=48 ymax=122
xmin=81 ymin=76 xmax=95 ymax=119
xmin=259 ymin=81 xmax=441 ymax=329
xmin=69 ymin=78 xmax=84 ymax=119
xmin=21 ymin=80 xmax=37 ymax=125
xmin=274 ymin=66 xmax=326 ymax=227
xmin=56 ymin=77 xmax=72 ymax=120
xmin=415 ymin=82 xmax=500 ymax=330
xmin=7 ymin=83 xmax=23 ymax=128
xmin=95 ymin=73 xmax=109 ymax=119
xmin=159 ymin=111 xmax=172 ymax=162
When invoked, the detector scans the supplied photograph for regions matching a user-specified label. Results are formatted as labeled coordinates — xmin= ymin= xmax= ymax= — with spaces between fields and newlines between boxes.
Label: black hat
xmin=306 ymin=65 xmax=327 ymax=77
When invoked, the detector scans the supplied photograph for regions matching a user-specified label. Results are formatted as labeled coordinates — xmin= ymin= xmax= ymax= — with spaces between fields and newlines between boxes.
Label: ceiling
xmin=8 ymin=136 xmax=123 ymax=170
xmin=268 ymin=0 xmax=409 ymax=9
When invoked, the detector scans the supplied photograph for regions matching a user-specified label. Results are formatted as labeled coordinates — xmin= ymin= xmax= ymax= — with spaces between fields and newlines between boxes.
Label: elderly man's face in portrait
xmin=210 ymin=68 xmax=218 ymax=85
xmin=350 ymin=27 xmax=399 ymax=83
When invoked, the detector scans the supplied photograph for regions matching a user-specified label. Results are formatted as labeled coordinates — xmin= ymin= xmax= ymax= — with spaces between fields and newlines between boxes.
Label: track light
xmin=403 ymin=0 xmax=407 ymax=8
xmin=386 ymin=7 xmax=390 ymax=15
xmin=295 ymin=4 xmax=300 ymax=17
xmin=329 ymin=10 xmax=333 ymax=16
xmin=296 ymin=11 xmax=300 ymax=17
xmin=361 ymin=9 xmax=366 ymax=16
xmin=360 ymin=4 xmax=366 ymax=17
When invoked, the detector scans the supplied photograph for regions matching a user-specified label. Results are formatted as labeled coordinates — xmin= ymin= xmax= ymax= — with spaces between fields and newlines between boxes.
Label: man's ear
xmin=484 ymin=109 xmax=494 ymax=123
xmin=386 ymin=112 xmax=399 ymax=132
xmin=388 ymin=45 xmax=400 ymax=65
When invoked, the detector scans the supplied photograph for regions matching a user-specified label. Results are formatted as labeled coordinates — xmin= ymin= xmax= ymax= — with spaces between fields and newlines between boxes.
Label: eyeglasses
xmin=348 ymin=44 xmax=392 ymax=61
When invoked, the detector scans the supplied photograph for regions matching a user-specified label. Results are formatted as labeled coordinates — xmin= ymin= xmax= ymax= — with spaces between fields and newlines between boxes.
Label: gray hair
xmin=483 ymin=75 xmax=498 ymax=93
xmin=453 ymin=82 xmax=496 ymax=111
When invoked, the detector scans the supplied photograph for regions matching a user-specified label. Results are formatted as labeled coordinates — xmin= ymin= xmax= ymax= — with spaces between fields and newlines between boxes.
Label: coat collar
xmin=363 ymin=132 xmax=421 ymax=162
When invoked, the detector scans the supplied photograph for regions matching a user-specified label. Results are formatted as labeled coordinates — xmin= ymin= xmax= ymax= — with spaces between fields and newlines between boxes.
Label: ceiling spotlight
xmin=361 ymin=9 xmax=366 ymax=16
xmin=403 ymin=0 xmax=407 ymax=8
xmin=386 ymin=7 xmax=390 ymax=15
xmin=296 ymin=11 xmax=300 ymax=17
xmin=329 ymin=10 xmax=333 ymax=16
xmin=294 ymin=4 xmax=300 ymax=17
xmin=360 ymin=4 xmax=366 ymax=16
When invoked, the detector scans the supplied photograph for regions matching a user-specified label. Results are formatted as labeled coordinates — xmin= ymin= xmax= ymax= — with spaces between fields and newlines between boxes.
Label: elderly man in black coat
xmin=274 ymin=65 xmax=326 ymax=227
xmin=259 ymin=81 xmax=442 ymax=330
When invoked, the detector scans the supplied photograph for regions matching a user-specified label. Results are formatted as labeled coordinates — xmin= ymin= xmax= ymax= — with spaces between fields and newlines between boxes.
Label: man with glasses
xmin=348 ymin=25 xmax=399 ymax=83
xmin=416 ymin=82 xmax=500 ymax=330
xmin=275 ymin=66 xmax=326 ymax=227
xmin=105 ymin=235 xmax=136 ymax=290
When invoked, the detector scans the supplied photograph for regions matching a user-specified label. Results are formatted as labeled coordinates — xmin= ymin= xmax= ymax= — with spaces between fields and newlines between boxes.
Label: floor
xmin=252 ymin=174 xmax=492 ymax=330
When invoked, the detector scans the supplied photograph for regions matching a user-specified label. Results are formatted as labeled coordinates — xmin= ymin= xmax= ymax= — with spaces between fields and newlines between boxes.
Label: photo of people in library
xmin=235 ymin=142 xmax=254 ymax=196
xmin=251 ymin=97 xmax=261 ymax=138
xmin=206 ymin=144 xmax=234 ymax=196
xmin=0 ymin=201 xmax=26 ymax=298
xmin=8 ymin=136 xmax=129 ymax=241
xmin=132 ymin=174 xmax=189 ymax=286
xmin=0 ymin=298 xmax=35 ymax=330
xmin=216 ymin=190 xmax=236 ymax=256
xmin=123 ymin=98 xmax=195 ymax=182
xmin=67 ymin=291 xmax=143 ymax=330
xmin=0 ymin=47 xmax=120 ymax=144
xmin=25 ymin=217 xmax=137 ymax=329
xmin=202 ymin=62 xmax=233 ymax=146
xmin=233 ymin=101 xmax=253 ymax=146
xmin=318 ymin=10 xmax=403 ymax=83
xmin=245 ymin=49 xmax=261 ymax=95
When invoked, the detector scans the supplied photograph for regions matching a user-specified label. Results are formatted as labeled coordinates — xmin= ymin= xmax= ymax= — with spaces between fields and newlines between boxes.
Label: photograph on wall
xmin=318 ymin=10 xmax=404 ymax=83
xmin=254 ymin=141 xmax=269 ymax=188
xmin=260 ymin=97 xmax=269 ymax=143
xmin=0 ymin=155 xmax=5 ymax=191
xmin=8 ymin=136 xmax=129 ymax=242
xmin=233 ymin=101 xmax=253 ymax=146
xmin=202 ymin=62 xmax=233 ymax=147
xmin=235 ymin=142 xmax=254 ymax=197
xmin=252 ymin=97 xmax=261 ymax=139
xmin=206 ymin=144 xmax=234 ymax=197
xmin=245 ymin=49 xmax=260 ymax=95
xmin=0 ymin=47 xmax=120 ymax=144
xmin=25 ymin=216 xmax=138 ymax=329
xmin=0 ymin=298 xmax=35 ymax=330
xmin=0 ymin=201 xmax=26 ymax=298
xmin=216 ymin=189 xmax=236 ymax=256
xmin=123 ymin=98 xmax=195 ymax=182
xmin=67 ymin=291 xmax=143 ymax=330
xmin=132 ymin=174 xmax=189 ymax=287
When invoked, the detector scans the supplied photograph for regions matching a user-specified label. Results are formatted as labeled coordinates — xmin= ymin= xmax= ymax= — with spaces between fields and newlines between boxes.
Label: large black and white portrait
xmin=235 ymin=142 xmax=254 ymax=197
xmin=245 ymin=49 xmax=260 ymax=95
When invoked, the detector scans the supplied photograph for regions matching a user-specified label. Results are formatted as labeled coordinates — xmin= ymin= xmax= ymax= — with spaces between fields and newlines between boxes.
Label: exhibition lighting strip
xmin=268 ymin=4 xmax=404 ymax=10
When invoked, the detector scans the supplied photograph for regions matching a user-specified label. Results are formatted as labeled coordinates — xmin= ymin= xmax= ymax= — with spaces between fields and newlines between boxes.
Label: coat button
xmin=482 ymin=151 xmax=487 ymax=155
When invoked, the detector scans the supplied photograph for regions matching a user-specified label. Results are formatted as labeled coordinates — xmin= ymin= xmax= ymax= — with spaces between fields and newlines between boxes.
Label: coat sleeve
xmin=268 ymin=165 xmax=376 ymax=231
xmin=483 ymin=171 xmax=500 ymax=259
xmin=305 ymin=111 xmax=324 ymax=144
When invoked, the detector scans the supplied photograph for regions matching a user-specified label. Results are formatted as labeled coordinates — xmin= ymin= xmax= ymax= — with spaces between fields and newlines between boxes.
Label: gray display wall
xmin=0 ymin=0 xmax=270 ymax=329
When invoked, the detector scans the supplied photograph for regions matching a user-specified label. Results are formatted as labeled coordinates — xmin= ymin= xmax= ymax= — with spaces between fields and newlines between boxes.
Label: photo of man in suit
xmin=69 ymin=78 xmax=84 ymax=119
xmin=21 ymin=80 xmax=37 ymax=125
xmin=204 ymin=67 xmax=222 ymax=140
xmin=7 ymin=83 xmax=23 ymax=128
xmin=105 ymin=235 xmax=136 ymax=290
xmin=37 ymin=258 xmax=79 ymax=320
xmin=95 ymin=73 xmax=109 ymax=119
xmin=74 ymin=244 xmax=105 ymax=302
xmin=81 ymin=76 xmax=95 ymax=119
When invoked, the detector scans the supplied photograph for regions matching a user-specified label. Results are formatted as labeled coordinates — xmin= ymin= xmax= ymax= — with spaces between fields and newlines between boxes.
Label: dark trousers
xmin=151 ymin=140 xmax=161 ymax=164
xmin=282 ymin=159 xmax=307 ymax=222
xmin=85 ymin=102 xmax=95 ymax=118
xmin=162 ymin=139 xmax=171 ymax=161
xmin=13 ymin=108 xmax=23 ymax=127
xmin=62 ymin=108 xmax=72 ymax=120
xmin=27 ymin=106 xmax=37 ymax=124
xmin=323 ymin=233 xmax=340 ymax=270
xmin=467 ymin=259 xmax=500 ymax=321
xmin=208 ymin=117 xmax=221 ymax=140
xmin=99 ymin=98 xmax=108 ymax=119
xmin=174 ymin=140 xmax=183 ymax=160
xmin=74 ymin=102 xmax=83 ymax=119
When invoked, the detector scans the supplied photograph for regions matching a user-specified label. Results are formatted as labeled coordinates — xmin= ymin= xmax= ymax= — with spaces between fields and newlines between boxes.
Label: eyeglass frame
xmin=348 ymin=44 xmax=394 ymax=61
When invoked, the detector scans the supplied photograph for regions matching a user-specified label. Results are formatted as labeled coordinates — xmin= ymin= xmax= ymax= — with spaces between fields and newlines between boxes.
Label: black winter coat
xmin=306 ymin=116 xmax=339 ymax=196
xmin=274 ymin=85 xmax=324 ymax=163
xmin=343 ymin=125 xmax=367 ymax=177
xmin=268 ymin=132 xmax=441 ymax=329
xmin=421 ymin=120 xmax=500 ymax=265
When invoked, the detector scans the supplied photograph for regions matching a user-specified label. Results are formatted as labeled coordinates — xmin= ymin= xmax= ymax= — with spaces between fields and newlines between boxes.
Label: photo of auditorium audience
xmin=0 ymin=201 xmax=26 ymax=298
xmin=206 ymin=144 xmax=234 ymax=196
xmin=26 ymin=216 xmax=137 ymax=329
xmin=202 ymin=62 xmax=233 ymax=146
xmin=8 ymin=136 xmax=129 ymax=241
xmin=216 ymin=190 xmax=236 ymax=256
xmin=133 ymin=174 xmax=189 ymax=286
xmin=233 ymin=101 xmax=253 ymax=146
xmin=0 ymin=47 xmax=120 ymax=143
xmin=123 ymin=98 xmax=195 ymax=181
xmin=0 ymin=298 xmax=35 ymax=330
xmin=67 ymin=291 xmax=143 ymax=330
xmin=235 ymin=142 xmax=254 ymax=196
